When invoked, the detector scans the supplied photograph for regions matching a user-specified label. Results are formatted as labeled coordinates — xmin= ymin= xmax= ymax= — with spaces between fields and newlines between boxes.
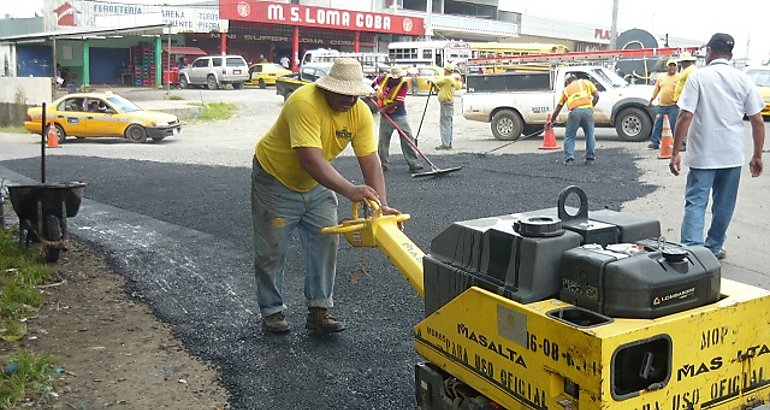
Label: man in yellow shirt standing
xmin=251 ymin=58 xmax=400 ymax=334
xmin=548 ymin=74 xmax=600 ymax=166
xmin=429 ymin=65 xmax=457 ymax=150
xmin=673 ymin=52 xmax=697 ymax=150
xmin=647 ymin=59 xmax=680 ymax=149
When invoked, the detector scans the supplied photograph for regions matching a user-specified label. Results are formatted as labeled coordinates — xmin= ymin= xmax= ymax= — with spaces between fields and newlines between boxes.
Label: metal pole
xmin=52 ymin=36 xmax=57 ymax=100
xmin=609 ymin=0 xmax=619 ymax=49
xmin=166 ymin=26 xmax=171 ymax=96
xmin=425 ymin=0 xmax=433 ymax=41
xmin=41 ymin=102 xmax=47 ymax=184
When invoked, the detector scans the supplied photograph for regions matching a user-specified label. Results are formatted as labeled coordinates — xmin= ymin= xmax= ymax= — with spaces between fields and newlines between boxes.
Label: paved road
xmin=1 ymin=87 xmax=768 ymax=408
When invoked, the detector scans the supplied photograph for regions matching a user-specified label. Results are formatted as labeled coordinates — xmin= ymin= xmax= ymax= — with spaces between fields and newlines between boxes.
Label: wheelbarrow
xmin=7 ymin=182 xmax=86 ymax=262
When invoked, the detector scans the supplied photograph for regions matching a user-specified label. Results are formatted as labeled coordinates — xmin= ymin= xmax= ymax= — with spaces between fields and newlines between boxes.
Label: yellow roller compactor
xmin=322 ymin=187 xmax=770 ymax=410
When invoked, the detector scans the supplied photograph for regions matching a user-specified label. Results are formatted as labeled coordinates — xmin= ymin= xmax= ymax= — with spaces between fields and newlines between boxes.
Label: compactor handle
xmin=320 ymin=199 xmax=411 ymax=236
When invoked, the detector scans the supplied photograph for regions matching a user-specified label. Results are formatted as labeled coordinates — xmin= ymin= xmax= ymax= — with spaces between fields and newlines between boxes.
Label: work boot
xmin=262 ymin=312 xmax=290 ymax=334
xmin=409 ymin=164 xmax=425 ymax=173
xmin=306 ymin=308 xmax=346 ymax=333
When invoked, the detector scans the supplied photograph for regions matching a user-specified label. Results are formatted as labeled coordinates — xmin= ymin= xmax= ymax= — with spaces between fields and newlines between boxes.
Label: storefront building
xmin=218 ymin=1 xmax=425 ymax=71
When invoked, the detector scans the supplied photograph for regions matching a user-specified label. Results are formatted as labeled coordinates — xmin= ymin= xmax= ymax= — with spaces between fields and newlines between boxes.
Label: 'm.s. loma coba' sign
xmin=220 ymin=1 xmax=424 ymax=36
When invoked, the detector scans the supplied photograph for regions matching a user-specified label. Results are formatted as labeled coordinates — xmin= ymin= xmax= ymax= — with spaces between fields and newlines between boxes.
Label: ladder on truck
xmin=466 ymin=46 xmax=701 ymax=81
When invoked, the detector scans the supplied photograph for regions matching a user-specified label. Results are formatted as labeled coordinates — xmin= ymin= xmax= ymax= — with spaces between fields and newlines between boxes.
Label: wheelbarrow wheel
xmin=43 ymin=214 xmax=62 ymax=263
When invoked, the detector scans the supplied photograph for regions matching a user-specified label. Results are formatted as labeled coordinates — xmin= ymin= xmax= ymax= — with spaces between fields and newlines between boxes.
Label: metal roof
xmin=0 ymin=22 xmax=169 ymax=43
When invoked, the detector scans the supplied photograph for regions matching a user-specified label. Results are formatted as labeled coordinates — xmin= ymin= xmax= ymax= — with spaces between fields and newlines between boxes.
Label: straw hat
xmin=389 ymin=66 xmax=405 ymax=79
xmin=444 ymin=64 xmax=455 ymax=72
xmin=315 ymin=58 xmax=373 ymax=96
xmin=666 ymin=58 xmax=677 ymax=66
xmin=678 ymin=52 xmax=696 ymax=62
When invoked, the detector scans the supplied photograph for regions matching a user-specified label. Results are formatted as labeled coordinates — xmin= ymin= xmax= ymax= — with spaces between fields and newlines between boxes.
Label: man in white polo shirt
xmin=669 ymin=33 xmax=765 ymax=260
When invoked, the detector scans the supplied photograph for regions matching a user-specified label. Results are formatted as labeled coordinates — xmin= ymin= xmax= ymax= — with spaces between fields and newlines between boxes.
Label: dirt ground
xmin=8 ymin=239 xmax=229 ymax=409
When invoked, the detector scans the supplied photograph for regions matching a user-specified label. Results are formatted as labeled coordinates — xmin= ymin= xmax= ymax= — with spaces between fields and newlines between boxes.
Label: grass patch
xmin=191 ymin=102 xmax=238 ymax=122
xmin=0 ymin=228 xmax=59 ymax=408
xmin=0 ymin=126 xmax=28 ymax=134
xmin=167 ymin=95 xmax=185 ymax=101
xmin=0 ymin=348 xmax=60 ymax=408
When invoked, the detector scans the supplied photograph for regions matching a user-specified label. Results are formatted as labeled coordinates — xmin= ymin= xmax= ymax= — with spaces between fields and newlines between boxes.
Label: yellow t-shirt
xmin=255 ymin=84 xmax=376 ymax=192
xmin=673 ymin=64 xmax=695 ymax=102
xmin=432 ymin=75 xmax=455 ymax=103
xmin=650 ymin=72 xmax=680 ymax=106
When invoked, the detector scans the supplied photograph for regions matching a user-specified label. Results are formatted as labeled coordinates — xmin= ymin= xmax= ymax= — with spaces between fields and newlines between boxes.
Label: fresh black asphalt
xmin=0 ymin=149 xmax=654 ymax=409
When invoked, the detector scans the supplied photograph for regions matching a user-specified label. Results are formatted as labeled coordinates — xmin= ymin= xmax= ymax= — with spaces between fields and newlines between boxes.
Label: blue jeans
xmin=564 ymin=107 xmax=595 ymax=161
xmin=650 ymin=105 xmax=679 ymax=145
xmin=680 ymin=167 xmax=741 ymax=254
xmin=251 ymin=158 xmax=339 ymax=317
xmin=439 ymin=101 xmax=454 ymax=147
xmin=378 ymin=113 xmax=420 ymax=168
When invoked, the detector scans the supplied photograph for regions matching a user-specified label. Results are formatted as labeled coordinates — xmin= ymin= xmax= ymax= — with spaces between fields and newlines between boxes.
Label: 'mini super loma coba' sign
xmin=220 ymin=1 xmax=424 ymax=36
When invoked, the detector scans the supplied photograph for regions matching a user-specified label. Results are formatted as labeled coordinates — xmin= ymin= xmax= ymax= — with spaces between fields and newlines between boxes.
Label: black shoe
xmin=585 ymin=158 xmax=595 ymax=165
xmin=563 ymin=158 xmax=575 ymax=166
xmin=647 ymin=143 xmax=660 ymax=149
xmin=435 ymin=145 xmax=452 ymax=150
xmin=409 ymin=164 xmax=425 ymax=173
xmin=714 ymin=248 xmax=726 ymax=260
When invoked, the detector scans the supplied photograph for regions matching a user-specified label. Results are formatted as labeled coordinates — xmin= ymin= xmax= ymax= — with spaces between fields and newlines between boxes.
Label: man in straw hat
xmin=647 ymin=58 xmax=680 ymax=150
xmin=251 ymin=58 xmax=401 ymax=334
xmin=374 ymin=65 xmax=424 ymax=173
xmin=669 ymin=33 xmax=765 ymax=261
xmin=428 ymin=64 xmax=458 ymax=150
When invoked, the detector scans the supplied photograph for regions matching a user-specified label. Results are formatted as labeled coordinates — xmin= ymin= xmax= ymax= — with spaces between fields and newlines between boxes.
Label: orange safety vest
xmin=376 ymin=76 xmax=407 ymax=113
xmin=563 ymin=79 xmax=593 ymax=110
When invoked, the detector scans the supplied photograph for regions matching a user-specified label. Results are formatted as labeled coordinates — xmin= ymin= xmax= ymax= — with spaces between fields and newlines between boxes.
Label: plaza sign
xmin=220 ymin=1 xmax=424 ymax=36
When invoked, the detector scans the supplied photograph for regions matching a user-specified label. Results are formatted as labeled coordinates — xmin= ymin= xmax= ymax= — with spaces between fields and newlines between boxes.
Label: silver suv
xmin=179 ymin=55 xmax=249 ymax=90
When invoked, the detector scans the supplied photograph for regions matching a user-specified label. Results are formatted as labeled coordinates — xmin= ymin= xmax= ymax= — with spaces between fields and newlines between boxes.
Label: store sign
xmin=194 ymin=33 xmax=377 ymax=49
xmin=44 ymin=0 xmax=227 ymax=33
xmin=220 ymin=1 xmax=424 ymax=36
xmin=594 ymin=29 xmax=611 ymax=40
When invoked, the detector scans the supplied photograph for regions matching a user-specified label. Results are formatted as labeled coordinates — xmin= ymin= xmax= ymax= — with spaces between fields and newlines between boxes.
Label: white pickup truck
xmin=461 ymin=65 xmax=656 ymax=141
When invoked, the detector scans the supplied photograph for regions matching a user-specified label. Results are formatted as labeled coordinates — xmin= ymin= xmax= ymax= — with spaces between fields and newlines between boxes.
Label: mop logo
xmin=236 ymin=1 xmax=251 ymax=18
xmin=54 ymin=1 xmax=80 ymax=27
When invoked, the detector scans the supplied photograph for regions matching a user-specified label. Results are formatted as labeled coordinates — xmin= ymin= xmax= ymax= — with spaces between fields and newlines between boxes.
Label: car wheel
xmin=45 ymin=123 xmax=66 ymax=144
xmin=125 ymin=124 xmax=147 ymax=143
xmin=207 ymin=75 xmax=218 ymax=90
xmin=179 ymin=77 xmax=189 ymax=89
xmin=491 ymin=109 xmax=523 ymax=141
xmin=258 ymin=79 xmax=266 ymax=89
xmin=233 ymin=82 xmax=244 ymax=90
xmin=615 ymin=107 xmax=652 ymax=142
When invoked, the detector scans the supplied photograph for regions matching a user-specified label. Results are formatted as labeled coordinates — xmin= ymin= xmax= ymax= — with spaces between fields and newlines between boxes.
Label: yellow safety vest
xmin=376 ymin=76 xmax=407 ymax=113
xmin=564 ymin=80 xmax=593 ymax=110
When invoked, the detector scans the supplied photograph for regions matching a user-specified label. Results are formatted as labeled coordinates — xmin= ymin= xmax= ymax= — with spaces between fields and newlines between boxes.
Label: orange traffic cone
xmin=539 ymin=113 xmax=560 ymax=150
xmin=46 ymin=122 xmax=61 ymax=148
xmin=658 ymin=114 xmax=673 ymax=159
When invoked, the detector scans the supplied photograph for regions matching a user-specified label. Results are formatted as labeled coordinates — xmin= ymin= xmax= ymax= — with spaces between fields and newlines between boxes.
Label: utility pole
xmin=609 ymin=0 xmax=619 ymax=49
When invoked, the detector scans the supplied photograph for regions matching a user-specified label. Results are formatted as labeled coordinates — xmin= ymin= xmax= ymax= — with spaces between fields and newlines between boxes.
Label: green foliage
xmin=0 ymin=348 xmax=60 ymax=408
xmin=0 ymin=227 xmax=59 ymax=406
xmin=192 ymin=102 xmax=238 ymax=122
xmin=0 ymin=126 xmax=28 ymax=134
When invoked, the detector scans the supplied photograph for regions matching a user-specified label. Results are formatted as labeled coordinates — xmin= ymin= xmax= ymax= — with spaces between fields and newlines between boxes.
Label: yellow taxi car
xmin=744 ymin=67 xmax=770 ymax=117
xmin=406 ymin=65 xmax=463 ymax=95
xmin=246 ymin=63 xmax=293 ymax=89
xmin=24 ymin=93 xmax=181 ymax=144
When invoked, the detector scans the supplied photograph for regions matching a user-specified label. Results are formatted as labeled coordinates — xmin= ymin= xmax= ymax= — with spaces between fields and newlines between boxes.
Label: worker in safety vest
xmin=373 ymin=66 xmax=423 ymax=173
xmin=548 ymin=74 xmax=600 ymax=166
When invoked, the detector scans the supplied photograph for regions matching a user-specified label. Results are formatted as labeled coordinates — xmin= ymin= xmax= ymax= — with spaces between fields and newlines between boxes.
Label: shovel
xmin=372 ymin=98 xmax=461 ymax=178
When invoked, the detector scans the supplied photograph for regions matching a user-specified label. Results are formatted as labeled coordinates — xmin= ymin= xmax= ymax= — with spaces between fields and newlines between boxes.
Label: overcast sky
xmin=4 ymin=0 xmax=769 ymax=63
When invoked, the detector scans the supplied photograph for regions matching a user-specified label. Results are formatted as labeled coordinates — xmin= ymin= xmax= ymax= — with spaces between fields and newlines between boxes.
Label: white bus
xmin=387 ymin=40 xmax=472 ymax=71
xmin=301 ymin=48 xmax=392 ymax=77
